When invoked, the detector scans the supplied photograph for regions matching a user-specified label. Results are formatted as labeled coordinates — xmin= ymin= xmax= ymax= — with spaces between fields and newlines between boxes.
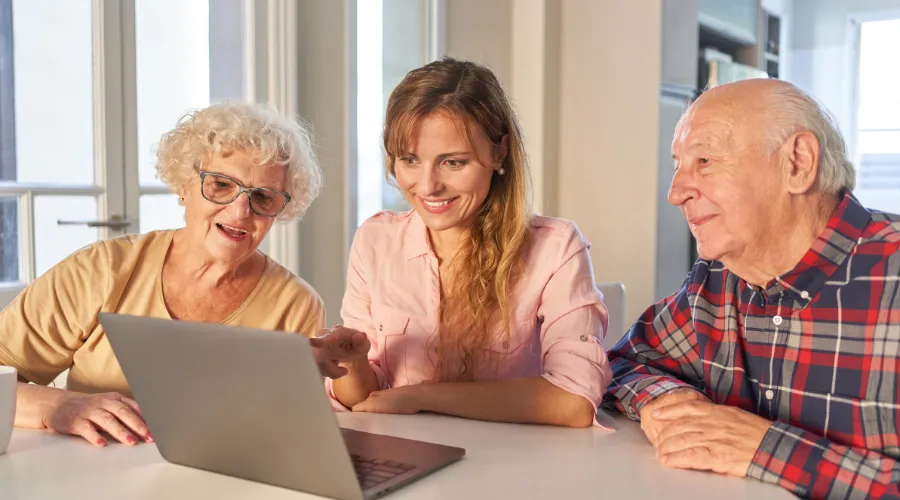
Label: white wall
xmin=295 ymin=0 xmax=355 ymax=326
xmin=445 ymin=0 xmax=664 ymax=322
xmin=557 ymin=1 xmax=663 ymax=323
xmin=787 ymin=0 xmax=900 ymax=136
xmin=445 ymin=0 xmax=513 ymax=88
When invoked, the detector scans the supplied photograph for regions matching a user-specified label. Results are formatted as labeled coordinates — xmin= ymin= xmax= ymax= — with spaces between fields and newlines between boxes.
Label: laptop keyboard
xmin=351 ymin=454 xmax=416 ymax=490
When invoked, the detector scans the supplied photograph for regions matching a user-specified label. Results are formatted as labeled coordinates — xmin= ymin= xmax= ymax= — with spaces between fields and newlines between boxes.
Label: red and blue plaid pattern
xmin=604 ymin=192 xmax=900 ymax=499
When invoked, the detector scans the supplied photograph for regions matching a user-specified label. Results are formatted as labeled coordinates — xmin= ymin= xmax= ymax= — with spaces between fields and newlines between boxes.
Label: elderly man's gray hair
xmin=768 ymin=84 xmax=856 ymax=195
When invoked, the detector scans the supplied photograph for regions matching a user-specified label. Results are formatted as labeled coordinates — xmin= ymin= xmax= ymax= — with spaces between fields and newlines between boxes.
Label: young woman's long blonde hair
xmin=383 ymin=57 xmax=533 ymax=381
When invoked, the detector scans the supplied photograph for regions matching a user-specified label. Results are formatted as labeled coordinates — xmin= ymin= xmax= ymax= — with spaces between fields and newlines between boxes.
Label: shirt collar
xmin=768 ymin=190 xmax=871 ymax=305
xmin=403 ymin=211 xmax=432 ymax=260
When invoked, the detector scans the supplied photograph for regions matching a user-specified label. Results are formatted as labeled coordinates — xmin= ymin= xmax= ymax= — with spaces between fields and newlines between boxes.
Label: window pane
xmin=140 ymin=194 xmax=184 ymax=233
xmin=380 ymin=0 xmax=421 ymax=214
xmin=135 ymin=0 xmax=246 ymax=187
xmin=857 ymin=19 xmax=900 ymax=131
xmin=0 ymin=197 xmax=18 ymax=283
xmin=34 ymin=196 xmax=98 ymax=277
xmin=855 ymin=19 xmax=900 ymax=216
xmin=11 ymin=0 xmax=94 ymax=184
xmin=356 ymin=0 xmax=423 ymax=226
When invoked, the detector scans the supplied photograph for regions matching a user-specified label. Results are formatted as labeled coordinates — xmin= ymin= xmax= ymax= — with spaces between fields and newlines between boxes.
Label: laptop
xmin=100 ymin=313 xmax=465 ymax=500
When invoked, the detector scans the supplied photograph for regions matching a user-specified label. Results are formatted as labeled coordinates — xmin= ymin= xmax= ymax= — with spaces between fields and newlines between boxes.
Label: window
xmin=0 ymin=0 xmax=250 ymax=294
xmin=851 ymin=15 xmax=900 ymax=214
xmin=135 ymin=0 xmax=247 ymax=233
xmin=1 ymin=0 xmax=100 ymax=283
xmin=355 ymin=0 xmax=442 ymax=227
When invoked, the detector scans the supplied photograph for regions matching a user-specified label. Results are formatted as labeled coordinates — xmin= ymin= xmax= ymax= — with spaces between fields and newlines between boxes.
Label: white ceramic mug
xmin=0 ymin=366 xmax=16 ymax=455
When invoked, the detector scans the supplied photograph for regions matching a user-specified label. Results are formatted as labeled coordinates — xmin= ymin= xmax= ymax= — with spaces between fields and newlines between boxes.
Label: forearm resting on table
xmin=420 ymin=377 xmax=596 ymax=428
xmin=332 ymin=360 xmax=380 ymax=408
xmin=14 ymin=382 xmax=67 ymax=429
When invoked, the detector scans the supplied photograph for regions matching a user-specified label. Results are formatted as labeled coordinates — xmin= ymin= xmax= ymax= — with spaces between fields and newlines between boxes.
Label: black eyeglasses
xmin=198 ymin=171 xmax=292 ymax=218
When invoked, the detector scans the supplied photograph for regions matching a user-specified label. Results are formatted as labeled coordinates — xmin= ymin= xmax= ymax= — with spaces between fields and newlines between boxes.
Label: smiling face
xmin=393 ymin=111 xmax=506 ymax=240
xmin=181 ymin=149 xmax=286 ymax=267
xmin=668 ymin=92 xmax=786 ymax=263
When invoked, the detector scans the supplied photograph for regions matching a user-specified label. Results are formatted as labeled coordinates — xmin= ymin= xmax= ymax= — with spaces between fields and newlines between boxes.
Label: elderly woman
xmin=0 ymin=102 xmax=368 ymax=447
xmin=328 ymin=58 xmax=612 ymax=428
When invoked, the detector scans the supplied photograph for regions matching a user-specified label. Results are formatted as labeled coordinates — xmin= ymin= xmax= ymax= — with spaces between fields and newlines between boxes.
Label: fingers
xmin=351 ymin=391 xmax=386 ymax=413
xmin=318 ymin=361 xmax=349 ymax=379
xmin=312 ymin=328 xmax=365 ymax=350
xmin=102 ymin=397 xmax=152 ymax=443
xmin=351 ymin=332 xmax=371 ymax=352
xmin=659 ymin=446 xmax=714 ymax=471
xmin=70 ymin=417 xmax=108 ymax=447
xmin=654 ymin=416 xmax=710 ymax=446
xmin=86 ymin=408 xmax=139 ymax=446
xmin=351 ymin=400 xmax=373 ymax=413
xmin=641 ymin=420 xmax=664 ymax=447
xmin=656 ymin=429 xmax=707 ymax=458
xmin=119 ymin=396 xmax=144 ymax=417
xmin=325 ymin=325 xmax=361 ymax=338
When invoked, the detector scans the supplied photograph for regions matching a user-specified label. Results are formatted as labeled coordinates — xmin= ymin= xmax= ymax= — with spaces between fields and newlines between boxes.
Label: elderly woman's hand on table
xmin=44 ymin=391 xmax=151 ymax=447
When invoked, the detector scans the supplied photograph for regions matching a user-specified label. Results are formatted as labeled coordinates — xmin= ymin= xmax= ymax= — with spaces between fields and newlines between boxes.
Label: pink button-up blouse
xmin=327 ymin=211 xmax=612 ymax=417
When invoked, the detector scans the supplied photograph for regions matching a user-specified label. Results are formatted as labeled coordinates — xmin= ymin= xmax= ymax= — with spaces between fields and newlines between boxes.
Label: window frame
xmin=844 ymin=8 xmax=900 ymax=164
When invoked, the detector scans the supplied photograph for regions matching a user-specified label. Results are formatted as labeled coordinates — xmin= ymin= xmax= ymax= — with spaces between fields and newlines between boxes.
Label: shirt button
xmin=773 ymin=315 xmax=783 ymax=326
xmin=800 ymin=290 xmax=809 ymax=299
xmin=765 ymin=389 xmax=774 ymax=400
xmin=580 ymin=334 xmax=588 ymax=342
xmin=378 ymin=324 xmax=383 ymax=332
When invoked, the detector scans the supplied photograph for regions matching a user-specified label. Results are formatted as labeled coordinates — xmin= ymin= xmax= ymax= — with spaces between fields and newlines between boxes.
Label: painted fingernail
xmin=97 ymin=438 xmax=108 ymax=447
xmin=127 ymin=436 xmax=138 ymax=445
xmin=146 ymin=433 xmax=154 ymax=443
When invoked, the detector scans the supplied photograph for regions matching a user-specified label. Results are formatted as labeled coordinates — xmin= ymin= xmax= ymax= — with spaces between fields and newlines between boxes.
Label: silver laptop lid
xmin=100 ymin=312 xmax=364 ymax=500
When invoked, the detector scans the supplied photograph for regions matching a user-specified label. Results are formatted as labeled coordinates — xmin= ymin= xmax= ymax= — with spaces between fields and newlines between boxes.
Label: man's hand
xmin=638 ymin=388 xmax=708 ymax=446
xmin=309 ymin=326 xmax=371 ymax=379
xmin=653 ymin=399 xmax=772 ymax=477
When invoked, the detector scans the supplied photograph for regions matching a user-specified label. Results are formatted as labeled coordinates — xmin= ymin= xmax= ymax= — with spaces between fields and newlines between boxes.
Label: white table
xmin=0 ymin=411 xmax=791 ymax=499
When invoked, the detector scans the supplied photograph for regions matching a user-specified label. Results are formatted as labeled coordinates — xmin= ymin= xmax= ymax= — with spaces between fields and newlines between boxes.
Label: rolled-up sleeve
xmin=0 ymin=242 xmax=108 ymax=384
xmin=538 ymin=227 xmax=612 ymax=418
xmin=324 ymin=222 xmax=388 ymax=411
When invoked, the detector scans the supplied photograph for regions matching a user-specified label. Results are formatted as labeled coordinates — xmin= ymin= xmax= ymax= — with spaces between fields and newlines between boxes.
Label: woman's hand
xmin=310 ymin=326 xmax=372 ymax=379
xmin=351 ymin=385 xmax=424 ymax=415
xmin=45 ymin=391 xmax=152 ymax=447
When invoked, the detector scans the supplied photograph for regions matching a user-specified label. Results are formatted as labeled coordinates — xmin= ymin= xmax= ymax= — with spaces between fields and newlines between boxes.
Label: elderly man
xmin=605 ymin=78 xmax=900 ymax=499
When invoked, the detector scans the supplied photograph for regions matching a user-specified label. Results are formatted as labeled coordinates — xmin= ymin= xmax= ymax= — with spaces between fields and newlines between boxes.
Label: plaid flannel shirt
xmin=604 ymin=192 xmax=900 ymax=499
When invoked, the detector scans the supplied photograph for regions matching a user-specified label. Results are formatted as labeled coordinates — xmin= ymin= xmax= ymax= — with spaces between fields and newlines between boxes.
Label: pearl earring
xmin=497 ymin=168 xmax=505 ymax=176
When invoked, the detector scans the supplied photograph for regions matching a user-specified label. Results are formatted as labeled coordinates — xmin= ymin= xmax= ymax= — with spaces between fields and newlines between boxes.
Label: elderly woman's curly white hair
xmin=155 ymin=101 xmax=322 ymax=220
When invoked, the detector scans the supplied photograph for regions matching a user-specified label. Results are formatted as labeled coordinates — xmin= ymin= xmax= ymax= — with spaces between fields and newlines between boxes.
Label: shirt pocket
xmin=370 ymin=302 xmax=411 ymax=387
xmin=487 ymin=315 xmax=540 ymax=357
